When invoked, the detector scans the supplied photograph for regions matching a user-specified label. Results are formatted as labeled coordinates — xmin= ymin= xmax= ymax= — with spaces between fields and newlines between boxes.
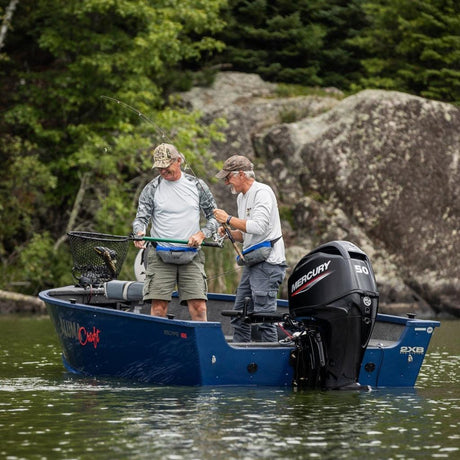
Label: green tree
xmin=351 ymin=0 xmax=460 ymax=103
xmin=213 ymin=0 xmax=326 ymax=85
xmin=212 ymin=0 xmax=369 ymax=89
xmin=316 ymin=0 xmax=368 ymax=88
xmin=0 ymin=0 xmax=227 ymax=293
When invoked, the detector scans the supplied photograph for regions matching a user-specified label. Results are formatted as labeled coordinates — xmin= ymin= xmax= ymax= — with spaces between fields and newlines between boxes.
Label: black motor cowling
xmin=287 ymin=241 xmax=378 ymax=390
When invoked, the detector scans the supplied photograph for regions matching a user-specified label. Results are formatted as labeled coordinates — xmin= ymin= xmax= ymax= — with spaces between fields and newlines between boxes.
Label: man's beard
xmin=229 ymin=184 xmax=237 ymax=195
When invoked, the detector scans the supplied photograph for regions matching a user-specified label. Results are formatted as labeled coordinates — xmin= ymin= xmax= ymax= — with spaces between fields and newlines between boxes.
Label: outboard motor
xmin=288 ymin=241 xmax=378 ymax=390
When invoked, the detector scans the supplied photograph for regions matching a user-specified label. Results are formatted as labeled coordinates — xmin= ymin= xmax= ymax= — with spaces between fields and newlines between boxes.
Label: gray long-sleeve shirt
xmin=133 ymin=172 xmax=218 ymax=241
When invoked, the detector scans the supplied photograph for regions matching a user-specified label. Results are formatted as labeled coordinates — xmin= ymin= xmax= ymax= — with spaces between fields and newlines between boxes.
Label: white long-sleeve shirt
xmin=237 ymin=181 xmax=285 ymax=265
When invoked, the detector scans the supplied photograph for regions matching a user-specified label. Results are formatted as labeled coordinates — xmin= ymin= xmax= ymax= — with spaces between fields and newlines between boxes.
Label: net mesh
xmin=67 ymin=231 xmax=130 ymax=285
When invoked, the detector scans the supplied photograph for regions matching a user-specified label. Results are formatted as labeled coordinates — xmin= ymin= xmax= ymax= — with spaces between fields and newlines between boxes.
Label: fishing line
xmin=100 ymin=95 xmax=170 ymax=141
xmin=101 ymin=95 xmax=209 ymax=179
xmin=205 ymin=266 xmax=242 ymax=282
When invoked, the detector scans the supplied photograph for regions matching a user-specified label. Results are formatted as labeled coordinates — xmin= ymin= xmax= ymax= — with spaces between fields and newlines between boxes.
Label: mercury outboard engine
xmin=288 ymin=241 xmax=378 ymax=390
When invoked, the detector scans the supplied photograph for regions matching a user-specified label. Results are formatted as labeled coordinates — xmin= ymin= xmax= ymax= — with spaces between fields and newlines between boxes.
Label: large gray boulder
xmin=179 ymin=72 xmax=460 ymax=317
xmin=260 ymin=90 xmax=460 ymax=317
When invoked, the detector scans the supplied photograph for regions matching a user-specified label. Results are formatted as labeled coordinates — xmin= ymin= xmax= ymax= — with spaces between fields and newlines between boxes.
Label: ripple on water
xmin=0 ymin=318 xmax=459 ymax=459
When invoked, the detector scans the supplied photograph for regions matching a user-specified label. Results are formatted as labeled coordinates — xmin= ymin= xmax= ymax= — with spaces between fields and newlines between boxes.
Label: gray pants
xmin=231 ymin=262 xmax=286 ymax=342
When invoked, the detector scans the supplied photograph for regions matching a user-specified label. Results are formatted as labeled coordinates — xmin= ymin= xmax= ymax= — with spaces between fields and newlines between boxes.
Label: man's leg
xmin=151 ymin=299 xmax=168 ymax=317
xmin=143 ymin=250 xmax=177 ymax=316
xmin=231 ymin=268 xmax=253 ymax=342
xmin=177 ymin=251 xmax=208 ymax=321
xmin=251 ymin=263 xmax=286 ymax=342
xmin=187 ymin=299 xmax=207 ymax=321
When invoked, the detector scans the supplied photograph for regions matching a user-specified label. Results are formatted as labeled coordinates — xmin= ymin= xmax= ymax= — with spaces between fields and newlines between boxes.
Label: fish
xmin=94 ymin=246 xmax=118 ymax=277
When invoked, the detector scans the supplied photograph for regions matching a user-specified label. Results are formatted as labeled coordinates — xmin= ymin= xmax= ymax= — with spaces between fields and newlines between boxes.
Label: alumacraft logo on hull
xmin=291 ymin=260 xmax=332 ymax=296
xmin=58 ymin=317 xmax=101 ymax=349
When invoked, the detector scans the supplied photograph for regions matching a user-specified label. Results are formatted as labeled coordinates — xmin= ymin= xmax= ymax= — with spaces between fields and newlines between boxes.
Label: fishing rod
xmin=101 ymin=95 xmax=245 ymax=262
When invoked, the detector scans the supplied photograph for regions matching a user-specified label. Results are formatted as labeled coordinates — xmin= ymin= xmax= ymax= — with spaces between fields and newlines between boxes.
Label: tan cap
xmin=215 ymin=155 xmax=254 ymax=179
xmin=152 ymin=143 xmax=181 ymax=169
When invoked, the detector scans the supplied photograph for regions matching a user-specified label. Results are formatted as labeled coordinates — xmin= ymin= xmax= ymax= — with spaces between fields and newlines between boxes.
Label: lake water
xmin=0 ymin=315 xmax=458 ymax=459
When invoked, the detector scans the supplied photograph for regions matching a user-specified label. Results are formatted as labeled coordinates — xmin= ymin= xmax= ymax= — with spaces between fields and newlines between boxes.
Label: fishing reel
xmin=212 ymin=232 xmax=226 ymax=247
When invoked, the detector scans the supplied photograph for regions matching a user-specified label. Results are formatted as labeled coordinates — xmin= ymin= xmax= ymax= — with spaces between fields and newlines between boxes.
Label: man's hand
xmin=134 ymin=232 xmax=146 ymax=249
xmin=188 ymin=231 xmax=205 ymax=248
xmin=213 ymin=208 xmax=230 ymax=224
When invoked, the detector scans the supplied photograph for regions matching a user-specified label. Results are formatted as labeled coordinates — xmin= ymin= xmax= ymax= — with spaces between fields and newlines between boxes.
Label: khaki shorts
xmin=143 ymin=248 xmax=207 ymax=304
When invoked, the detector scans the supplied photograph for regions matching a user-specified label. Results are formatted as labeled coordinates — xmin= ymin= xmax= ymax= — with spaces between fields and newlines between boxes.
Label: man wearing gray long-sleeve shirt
xmin=133 ymin=143 xmax=218 ymax=321
xmin=214 ymin=155 xmax=286 ymax=342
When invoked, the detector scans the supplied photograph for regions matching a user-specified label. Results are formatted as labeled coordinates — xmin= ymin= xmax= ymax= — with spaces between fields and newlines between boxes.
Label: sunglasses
xmin=224 ymin=171 xmax=239 ymax=182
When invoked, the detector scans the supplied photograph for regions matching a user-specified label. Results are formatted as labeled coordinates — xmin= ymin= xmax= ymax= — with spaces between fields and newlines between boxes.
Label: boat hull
xmin=44 ymin=294 xmax=293 ymax=386
xmin=40 ymin=288 xmax=440 ymax=388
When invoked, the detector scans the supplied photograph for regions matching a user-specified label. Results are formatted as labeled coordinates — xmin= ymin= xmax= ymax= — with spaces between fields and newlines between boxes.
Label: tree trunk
xmin=0 ymin=0 xmax=19 ymax=51
xmin=0 ymin=289 xmax=46 ymax=313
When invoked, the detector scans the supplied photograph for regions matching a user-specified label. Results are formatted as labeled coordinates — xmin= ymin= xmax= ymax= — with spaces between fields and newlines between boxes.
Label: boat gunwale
xmin=39 ymin=289 xmax=222 ymax=329
xmin=39 ymin=288 xmax=441 ymax=330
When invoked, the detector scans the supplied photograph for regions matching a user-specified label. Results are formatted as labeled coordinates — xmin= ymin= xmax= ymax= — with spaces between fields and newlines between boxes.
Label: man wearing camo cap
xmin=133 ymin=143 xmax=218 ymax=321
xmin=214 ymin=155 xmax=286 ymax=342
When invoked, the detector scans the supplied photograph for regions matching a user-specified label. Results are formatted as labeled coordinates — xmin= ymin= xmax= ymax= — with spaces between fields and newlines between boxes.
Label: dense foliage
xmin=0 ymin=0 xmax=227 ymax=292
xmin=0 ymin=0 xmax=458 ymax=295
xmin=212 ymin=0 xmax=459 ymax=100
xmin=351 ymin=0 xmax=460 ymax=102
xmin=213 ymin=0 xmax=367 ymax=89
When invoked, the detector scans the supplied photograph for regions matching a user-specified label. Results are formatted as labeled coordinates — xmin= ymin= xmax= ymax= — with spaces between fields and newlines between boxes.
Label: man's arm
xmin=132 ymin=181 xmax=157 ymax=247
xmin=197 ymin=178 xmax=219 ymax=238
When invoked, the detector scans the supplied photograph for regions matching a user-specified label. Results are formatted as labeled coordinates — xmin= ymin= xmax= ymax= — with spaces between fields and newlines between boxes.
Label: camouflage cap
xmin=215 ymin=155 xmax=254 ymax=179
xmin=151 ymin=143 xmax=181 ymax=169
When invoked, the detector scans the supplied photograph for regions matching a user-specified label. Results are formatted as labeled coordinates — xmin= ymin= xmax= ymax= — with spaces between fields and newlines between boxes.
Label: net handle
xmin=136 ymin=236 xmax=222 ymax=248
xmin=67 ymin=232 xmax=222 ymax=248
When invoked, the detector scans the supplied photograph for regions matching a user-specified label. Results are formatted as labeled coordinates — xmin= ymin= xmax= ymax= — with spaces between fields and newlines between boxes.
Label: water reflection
xmin=3 ymin=381 xmax=458 ymax=459
xmin=0 ymin=317 xmax=458 ymax=459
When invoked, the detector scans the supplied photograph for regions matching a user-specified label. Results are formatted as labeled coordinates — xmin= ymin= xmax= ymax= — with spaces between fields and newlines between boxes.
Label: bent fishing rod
xmin=101 ymin=95 xmax=245 ymax=262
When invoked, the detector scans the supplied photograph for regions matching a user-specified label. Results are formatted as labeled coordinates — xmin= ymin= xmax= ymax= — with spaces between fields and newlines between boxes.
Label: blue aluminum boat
xmin=39 ymin=238 xmax=440 ymax=389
